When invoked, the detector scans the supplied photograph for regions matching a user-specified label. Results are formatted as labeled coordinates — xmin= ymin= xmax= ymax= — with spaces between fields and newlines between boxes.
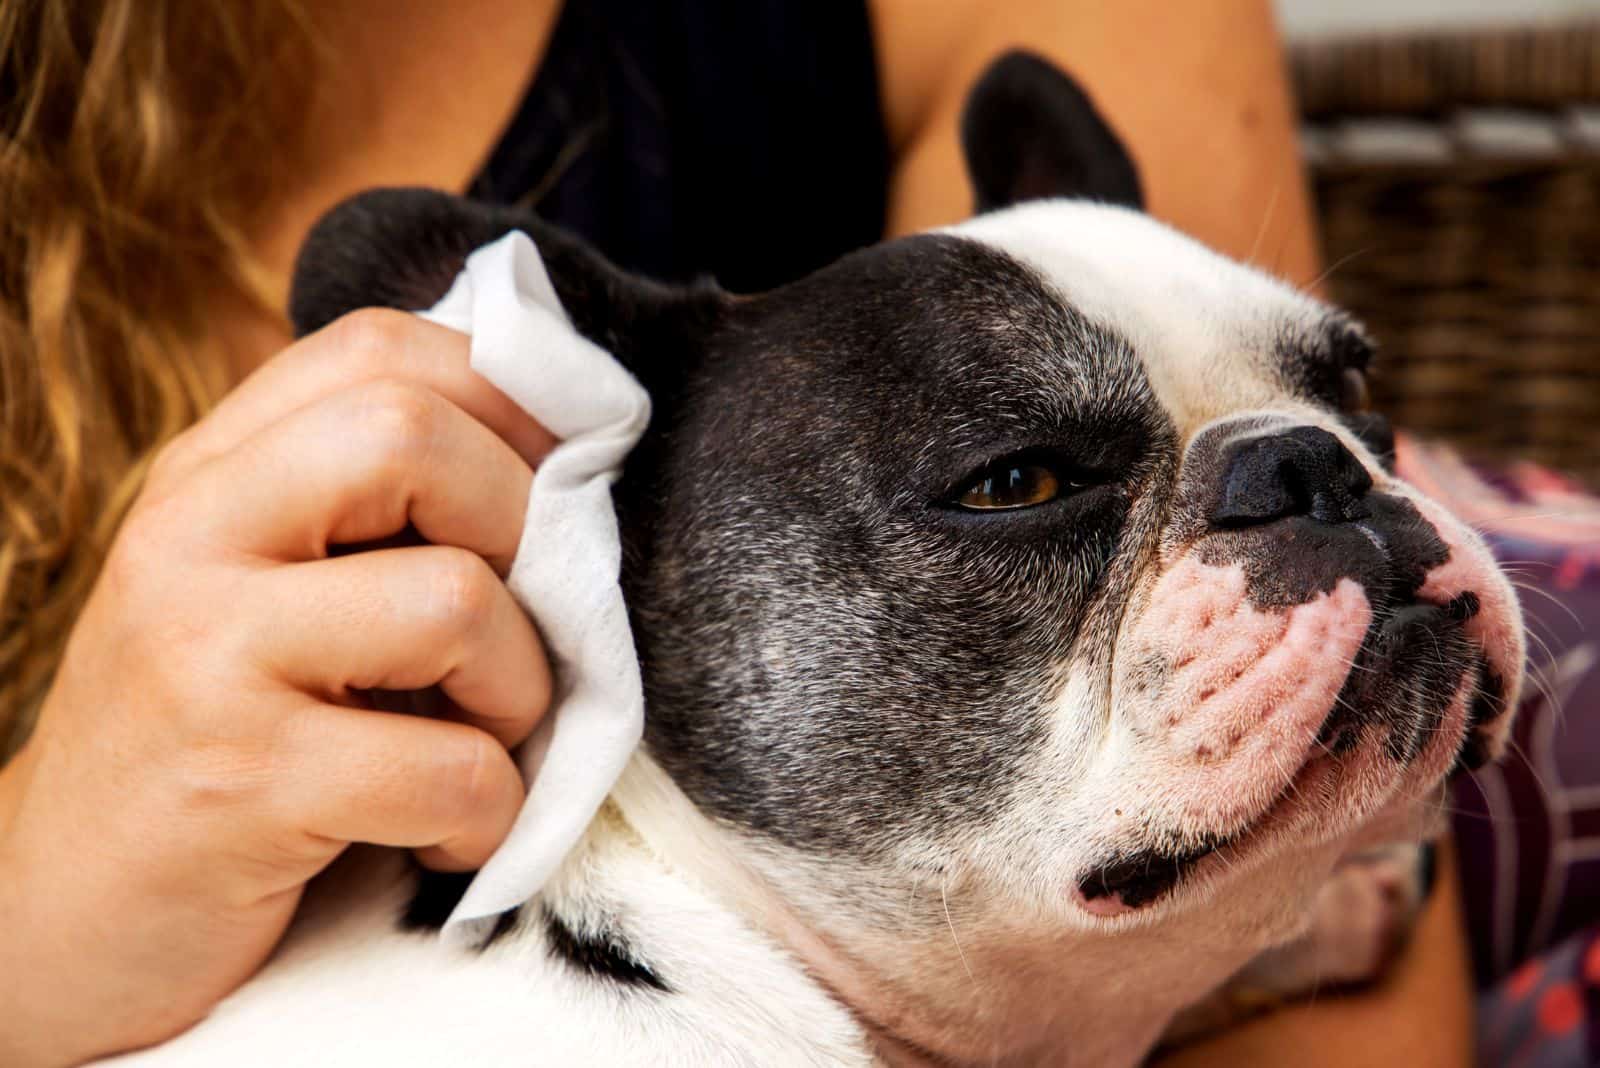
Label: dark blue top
xmin=471 ymin=0 xmax=889 ymax=293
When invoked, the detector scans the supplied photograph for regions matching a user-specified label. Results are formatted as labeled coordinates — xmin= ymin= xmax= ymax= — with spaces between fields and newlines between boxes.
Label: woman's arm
xmin=1155 ymin=840 xmax=1476 ymax=1067
xmin=872 ymin=0 xmax=1322 ymax=289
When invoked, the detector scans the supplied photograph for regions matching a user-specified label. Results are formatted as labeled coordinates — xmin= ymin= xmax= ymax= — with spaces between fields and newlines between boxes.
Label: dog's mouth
xmin=1076 ymin=837 xmax=1238 ymax=914
xmin=1079 ymin=587 xmax=1495 ymax=918
xmin=1075 ymin=753 xmax=1332 ymax=916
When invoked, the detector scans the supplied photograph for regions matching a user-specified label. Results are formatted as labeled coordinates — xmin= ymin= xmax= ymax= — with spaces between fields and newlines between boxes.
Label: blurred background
xmin=1274 ymin=0 xmax=1600 ymax=483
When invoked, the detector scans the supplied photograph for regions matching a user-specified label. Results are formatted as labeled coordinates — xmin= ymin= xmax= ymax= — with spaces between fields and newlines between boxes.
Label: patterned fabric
xmin=1395 ymin=435 xmax=1600 ymax=1065
xmin=1475 ymin=927 xmax=1600 ymax=1068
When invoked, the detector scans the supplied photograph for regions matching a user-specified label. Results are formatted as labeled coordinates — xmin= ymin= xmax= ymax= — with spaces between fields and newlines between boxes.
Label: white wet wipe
xmin=417 ymin=231 xmax=650 ymax=943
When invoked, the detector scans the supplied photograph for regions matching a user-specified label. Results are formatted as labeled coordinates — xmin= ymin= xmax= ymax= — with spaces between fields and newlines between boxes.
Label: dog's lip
xmin=1075 ymin=751 xmax=1334 ymax=917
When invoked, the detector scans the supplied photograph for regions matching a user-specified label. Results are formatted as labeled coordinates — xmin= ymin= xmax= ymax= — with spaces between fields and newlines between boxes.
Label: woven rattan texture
xmin=1317 ymin=160 xmax=1599 ymax=483
xmin=1293 ymin=22 xmax=1600 ymax=118
xmin=1298 ymin=23 xmax=1600 ymax=483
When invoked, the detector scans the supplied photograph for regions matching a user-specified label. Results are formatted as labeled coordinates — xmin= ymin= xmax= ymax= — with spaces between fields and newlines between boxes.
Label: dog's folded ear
xmin=289 ymin=187 xmax=723 ymax=381
xmin=960 ymin=50 xmax=1144 ymax=214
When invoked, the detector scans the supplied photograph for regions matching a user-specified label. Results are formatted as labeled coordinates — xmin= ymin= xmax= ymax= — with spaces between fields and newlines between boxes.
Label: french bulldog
xmin=106 ymin=51 xmax=1523 ymax=1067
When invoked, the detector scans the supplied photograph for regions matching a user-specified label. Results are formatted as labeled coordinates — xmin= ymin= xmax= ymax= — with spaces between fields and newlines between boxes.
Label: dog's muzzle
xmin=1079 ymin=419 xmax=1521 ymax=916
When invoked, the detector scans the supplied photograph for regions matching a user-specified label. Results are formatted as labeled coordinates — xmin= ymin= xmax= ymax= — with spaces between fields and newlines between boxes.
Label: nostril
xmin=1209 ymin=426 xmax=1372 ymax=529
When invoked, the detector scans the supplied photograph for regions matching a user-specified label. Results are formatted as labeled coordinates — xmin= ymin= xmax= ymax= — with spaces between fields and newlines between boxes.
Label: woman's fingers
xmin=116 ymin=309 xmax=558 ymax=877
xmin=152 ymin=309 xmax=556 ymax=491
xmin=259 ymin=546 xmax=551 ymax=749
xmin=189 ymin=378 xmax=534 ymax=574
xmin=279 ymin=704 xmax=525 ymax=871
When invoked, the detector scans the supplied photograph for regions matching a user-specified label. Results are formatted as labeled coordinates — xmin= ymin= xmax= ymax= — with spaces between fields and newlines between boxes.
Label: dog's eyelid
xmin=939 ymin=446 xmax=1101 ymax=512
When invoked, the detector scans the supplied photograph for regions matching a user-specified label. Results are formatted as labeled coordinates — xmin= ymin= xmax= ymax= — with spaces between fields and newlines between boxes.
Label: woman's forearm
xmin=1154 ymin=840 xmax=1475 ymax=1067
xmin=875 ymin=0 xmax=1322 ymax=288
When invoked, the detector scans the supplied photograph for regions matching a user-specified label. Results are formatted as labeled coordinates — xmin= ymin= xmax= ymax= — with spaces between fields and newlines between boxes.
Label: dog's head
xmin=293 ymin=53 xmax=1521 ymax=941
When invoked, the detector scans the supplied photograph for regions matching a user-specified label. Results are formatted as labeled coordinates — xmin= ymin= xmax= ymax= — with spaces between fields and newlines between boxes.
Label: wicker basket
xmin=1292 ymin=24 xmax=1600 ymax=484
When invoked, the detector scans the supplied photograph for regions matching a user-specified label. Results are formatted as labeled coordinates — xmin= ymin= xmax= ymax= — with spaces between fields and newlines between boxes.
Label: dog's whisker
xmin=1508 ymin=579 xmax=1586 ymax=630
xmin=940 ymin=877 xmax=978 ymax=990
xmin=1299 ymin=244 xmax=1373 ymax=295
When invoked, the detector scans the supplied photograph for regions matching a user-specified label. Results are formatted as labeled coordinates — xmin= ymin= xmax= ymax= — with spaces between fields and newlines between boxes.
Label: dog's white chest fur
xmin=103 ymin=784 xmax=872 ymax=1067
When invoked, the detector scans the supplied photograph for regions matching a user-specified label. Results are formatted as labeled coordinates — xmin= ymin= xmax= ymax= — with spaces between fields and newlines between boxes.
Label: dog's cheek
xmin=632 ymin=518 xmax=1068 ymax=859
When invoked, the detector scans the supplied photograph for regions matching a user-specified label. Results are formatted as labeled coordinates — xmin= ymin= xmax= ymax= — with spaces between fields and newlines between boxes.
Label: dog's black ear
xmin=960 ymin=50 xmax=1144 ymax=213
xmin=289 ymin=187 xmax=722 ymax=379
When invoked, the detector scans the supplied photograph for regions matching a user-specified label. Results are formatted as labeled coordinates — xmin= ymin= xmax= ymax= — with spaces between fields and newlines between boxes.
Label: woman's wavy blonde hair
xmin=0 ymin=1 xmax=315 ymax=755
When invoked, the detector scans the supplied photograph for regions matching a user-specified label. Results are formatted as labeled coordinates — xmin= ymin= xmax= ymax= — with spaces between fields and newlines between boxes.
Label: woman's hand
xmin=0 ymin=310 xmax=556 ymax=1067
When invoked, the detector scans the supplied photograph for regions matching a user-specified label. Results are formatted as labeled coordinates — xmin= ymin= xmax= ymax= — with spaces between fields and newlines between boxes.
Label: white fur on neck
xmin=99 ymin=757 xmax=872 ymax=1068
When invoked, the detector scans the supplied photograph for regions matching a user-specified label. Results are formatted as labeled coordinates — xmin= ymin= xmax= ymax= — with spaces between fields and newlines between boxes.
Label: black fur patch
xmin=1451 ymin=662 xmax=1508 ymax=773
xmin=289 ymin=187 xmax=725 ymax=375
xmin=399 ymin=868 xmax=521 ymax=950
xmin=399 ymin=869 xmax=474 ymax=931
xmin=1276 ymin=317 xmax=1375 ymax=411
xmin=620 ymin=234 xmax=1174 ymax=852
xmin=961 ymin=50 xmax=1144 ymax=212
xmin=1469 ymin=661 xmax=1505 ymax=728
xmin=1079 ymin=837 xmax=1227 ymax=909
xmin=542 ymin=906 xmax=669 ymax=993
xmin=1318 ymin=594 xmax=1478 ymax=762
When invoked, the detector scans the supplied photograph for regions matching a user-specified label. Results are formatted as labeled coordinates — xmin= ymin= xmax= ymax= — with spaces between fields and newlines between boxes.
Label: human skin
xmin=0 ymin=1 xmax=1470 ymax=1064
xmin=1154 ymin=842 xmax=1475 ymax=1068
xmin=0 ymin=311 xmax=563 ymax=1066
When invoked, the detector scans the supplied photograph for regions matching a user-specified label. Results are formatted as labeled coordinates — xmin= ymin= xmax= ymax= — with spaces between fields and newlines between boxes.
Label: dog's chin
xmin=1076 ymin=591 xmax=1492 ymax=920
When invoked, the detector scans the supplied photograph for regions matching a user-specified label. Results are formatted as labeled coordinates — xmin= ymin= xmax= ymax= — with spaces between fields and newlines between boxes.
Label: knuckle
xmin=442 ymin=730 xmax=507 ymax=822
xmin=102 ymin=520 xmax=261 ymax=690
xmin=330 ymin=307 xmax=415 ymax=370
xmin=170 ymin=738 xmax=273 ymax=814
xmin=354 ymin=379 xmax=439 ymax=469
xmin=107 ymin=487 xmax=234 ymax=606
xmin=427 ymin=550 xmax=501 ymax=636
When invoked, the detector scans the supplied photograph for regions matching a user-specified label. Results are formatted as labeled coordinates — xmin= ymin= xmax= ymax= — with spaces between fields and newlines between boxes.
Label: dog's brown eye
xmin=1340 ymin=368 xmax=1372 ymax=413
xmin=957 ymin=463 xmax=1062 ymax=510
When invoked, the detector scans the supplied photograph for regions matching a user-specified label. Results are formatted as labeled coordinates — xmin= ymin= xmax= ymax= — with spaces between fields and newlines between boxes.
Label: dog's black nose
xmin=1210 ymin=425 xmax=1372 ymax=528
